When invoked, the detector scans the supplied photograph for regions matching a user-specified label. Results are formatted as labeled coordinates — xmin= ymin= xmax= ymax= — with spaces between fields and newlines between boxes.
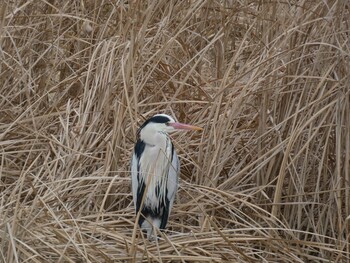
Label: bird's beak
xmin=169 ymin=122 xmax=203 ymax=131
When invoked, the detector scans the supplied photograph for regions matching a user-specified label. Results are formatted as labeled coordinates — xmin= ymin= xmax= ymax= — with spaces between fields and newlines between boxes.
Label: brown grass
xmin=1 ymin=0 xmax=349 ymax=262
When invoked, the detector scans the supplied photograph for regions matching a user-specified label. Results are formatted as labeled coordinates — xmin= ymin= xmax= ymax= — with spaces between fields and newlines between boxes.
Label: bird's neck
xmin=140 ymin=129 xmax=168 ymax=148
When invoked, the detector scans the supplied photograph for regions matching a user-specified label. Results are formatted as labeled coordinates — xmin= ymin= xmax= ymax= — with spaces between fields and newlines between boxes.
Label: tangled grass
xmin=1 ymin=0 xmax=349 ymax=262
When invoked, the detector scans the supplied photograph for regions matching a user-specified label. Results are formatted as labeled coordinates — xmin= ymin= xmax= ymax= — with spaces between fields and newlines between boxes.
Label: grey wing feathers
xmin=167 ymin=147 xmax=179 ymax=210
xmin=159 ymin=146 xmax=179 ymax=229
xmin=131 ymin=153 xmax=139 ymax=208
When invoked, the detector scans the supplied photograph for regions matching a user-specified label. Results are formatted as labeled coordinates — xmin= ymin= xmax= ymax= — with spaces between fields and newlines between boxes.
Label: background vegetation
xmin=1 ymin=0 xmax=349 ymax=262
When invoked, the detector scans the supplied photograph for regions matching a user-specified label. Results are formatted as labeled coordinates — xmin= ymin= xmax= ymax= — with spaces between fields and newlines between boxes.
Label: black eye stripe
xmin=138 ymin=116 xmax=172 ymax=134
xmin=148 ymin=116 xmax=171 ymax=124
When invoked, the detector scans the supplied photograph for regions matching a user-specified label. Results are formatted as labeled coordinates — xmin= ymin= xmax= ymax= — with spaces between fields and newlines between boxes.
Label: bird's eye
xmin=165 ymin=122 xmax=170 ymax=126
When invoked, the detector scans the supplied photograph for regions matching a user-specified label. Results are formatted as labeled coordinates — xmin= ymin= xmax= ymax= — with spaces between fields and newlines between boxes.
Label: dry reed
xmin=0 ymin=0 xmax=349 ymax=262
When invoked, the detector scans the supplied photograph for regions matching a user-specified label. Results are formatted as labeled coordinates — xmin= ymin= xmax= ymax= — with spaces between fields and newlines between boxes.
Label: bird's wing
xmin=131 ymin=152 xmax=139 ymax=208
xmin=160 ymin=142 xmax=179 ymax=229
xmin=167 ymin=144 xmax=179 ymax=204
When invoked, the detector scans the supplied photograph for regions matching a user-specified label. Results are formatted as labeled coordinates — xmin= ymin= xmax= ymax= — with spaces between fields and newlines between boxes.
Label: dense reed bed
xmin=1 ymin=1 xmax=349 ymax=262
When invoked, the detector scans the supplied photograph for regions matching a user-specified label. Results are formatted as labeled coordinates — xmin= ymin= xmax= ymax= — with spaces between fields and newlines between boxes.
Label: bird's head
xmin=138 ymin=114 xmax=202 ymax=143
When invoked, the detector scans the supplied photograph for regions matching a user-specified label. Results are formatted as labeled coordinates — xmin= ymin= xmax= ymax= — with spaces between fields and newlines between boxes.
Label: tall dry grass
xmin=0 ymin=0 xmax=349 ymax=262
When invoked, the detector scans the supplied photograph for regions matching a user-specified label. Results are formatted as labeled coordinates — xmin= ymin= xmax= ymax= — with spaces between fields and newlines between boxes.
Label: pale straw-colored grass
xmin=1 ymin=1 xmax=349 ymax=262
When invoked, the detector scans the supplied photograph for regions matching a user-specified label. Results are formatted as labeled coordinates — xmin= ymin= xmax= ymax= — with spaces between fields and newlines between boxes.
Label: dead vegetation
xmin=1 ymin=0 xmax=349 ymax=262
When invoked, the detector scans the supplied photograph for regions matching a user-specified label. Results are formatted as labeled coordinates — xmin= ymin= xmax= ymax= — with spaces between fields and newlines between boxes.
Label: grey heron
xmin=131 ymin=114 xmax=202 ymax=239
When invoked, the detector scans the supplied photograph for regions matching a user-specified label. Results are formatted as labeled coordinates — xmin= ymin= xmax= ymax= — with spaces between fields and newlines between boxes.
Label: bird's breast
xmin=139 ymin=141 xmax=174 ymax=210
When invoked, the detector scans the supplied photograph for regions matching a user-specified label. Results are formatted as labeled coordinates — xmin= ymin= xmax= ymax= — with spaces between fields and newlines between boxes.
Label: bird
xmin=131 ymin=114 xmax=202 ymax=239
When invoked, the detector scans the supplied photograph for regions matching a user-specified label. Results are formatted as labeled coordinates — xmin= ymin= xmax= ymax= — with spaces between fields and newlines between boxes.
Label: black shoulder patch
xmin=134 ymin=139 xmax=145 ymax=159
